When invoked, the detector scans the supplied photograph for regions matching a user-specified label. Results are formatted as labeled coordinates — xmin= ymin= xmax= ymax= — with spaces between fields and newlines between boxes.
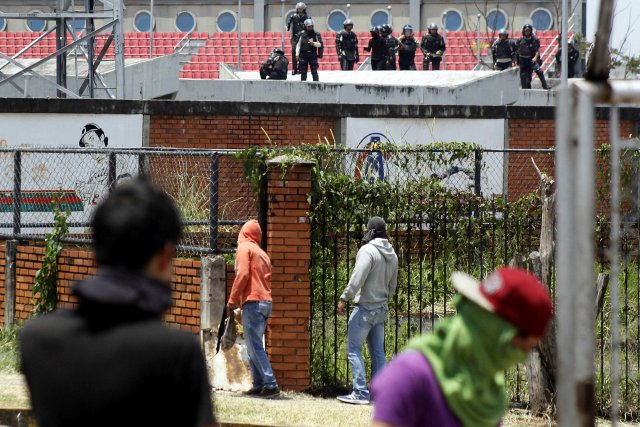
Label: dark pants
xmin=340 ymin=57 xmax=356 ymax=71
xmin=519 ymin=57 xmax=533 ymax=88
xmin=399 ymin=60 xmax=416 ymax=70
xmin=290 ymin=39 xmax=299 ymax=73
xmin=379 ymin=56 xmax=396 ymax=70
xmin=423 ymin=56 xmax=442 ymax=70
xmin=299 ymin=54 xmax=319 ymax=81
xmin=495 ymin=61 xmax=512 ymax=71
xmin=371 ymin=59 xmax=382 ymax=71
xmin=259 ymin=66 xmax=286 ymax=80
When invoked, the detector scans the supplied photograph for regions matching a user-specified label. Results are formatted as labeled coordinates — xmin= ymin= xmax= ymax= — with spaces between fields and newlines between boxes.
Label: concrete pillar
xmin=254 ymin=0 xmax=265 ymax=33
xmin=410 ymin=0 xmax=421 ymax=32
xmin=4 ymin=240 xmax=17 ymax=331
xmin=200 ymin=255 xmax=226 ymax=369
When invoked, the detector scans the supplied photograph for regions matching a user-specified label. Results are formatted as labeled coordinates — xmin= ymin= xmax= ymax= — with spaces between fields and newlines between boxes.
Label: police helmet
xmin=522 ymin=24 xmax=533 ymax=36
xmin=380 ymin=24 xmax=392 ymax=35
xmin=343 ymin=19 xmax=354 ymax=29
xmin=295 ymin=2 xmax=306 ymax=12
xmin=370 ymin=26 xmax=379 ymax=35
xmin=273 ymin=48 xmax=285 ymax=55
xmin=498 ymin=28 xmax=509 ymax=37
xmin=402 ymin=24 xmax=414 ymax=36
xmin=304 ymin=18 xmax=314 ymax=30
xmin=428 ymin=22 xmax=438 ymax=31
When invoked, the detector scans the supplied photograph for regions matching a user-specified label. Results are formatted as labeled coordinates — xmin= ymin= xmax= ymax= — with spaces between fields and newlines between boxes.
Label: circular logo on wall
xmin=354 ymin=133 xmax=392 ymax=184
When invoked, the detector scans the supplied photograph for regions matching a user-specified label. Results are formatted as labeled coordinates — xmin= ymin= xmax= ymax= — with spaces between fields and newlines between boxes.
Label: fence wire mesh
xmin=0 ymin=148 xmax=258 ymax=255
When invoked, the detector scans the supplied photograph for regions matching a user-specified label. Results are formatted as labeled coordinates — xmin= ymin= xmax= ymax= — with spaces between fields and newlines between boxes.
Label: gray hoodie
xmin=340 ymin=238 xmax=398 ymax=306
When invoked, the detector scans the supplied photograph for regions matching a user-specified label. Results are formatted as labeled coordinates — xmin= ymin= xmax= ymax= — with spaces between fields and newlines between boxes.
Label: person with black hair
xmin=337 ymin=217 xmax=398 ymax=405
xmin=20 ymin=179 xmax=218 ymax=427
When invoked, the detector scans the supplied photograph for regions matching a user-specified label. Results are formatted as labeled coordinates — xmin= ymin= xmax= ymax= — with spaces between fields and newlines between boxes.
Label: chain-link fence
xmin=0 ymin=147 xmax=260 ymax=255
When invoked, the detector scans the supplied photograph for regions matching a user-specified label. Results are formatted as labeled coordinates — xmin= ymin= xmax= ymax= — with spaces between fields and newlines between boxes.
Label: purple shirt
xmin=371 ymin=351 xmax=462 ymax=427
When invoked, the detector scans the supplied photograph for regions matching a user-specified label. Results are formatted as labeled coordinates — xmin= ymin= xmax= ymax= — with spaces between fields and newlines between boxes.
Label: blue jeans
xmin=242 ymin=301 xmax=278 ymax=389
xmin=346 ymin=303 xmax=388 ymax=399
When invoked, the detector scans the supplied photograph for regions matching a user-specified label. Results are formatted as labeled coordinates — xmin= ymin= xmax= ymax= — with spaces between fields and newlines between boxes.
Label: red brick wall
xmin=266 ymin=162 xmax=313 ymax=390
xmin=507 ymin=119 xmax=635 ymax=199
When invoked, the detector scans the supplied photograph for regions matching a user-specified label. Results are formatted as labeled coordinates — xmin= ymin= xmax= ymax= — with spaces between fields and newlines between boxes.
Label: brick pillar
xmin=266 ymin=157 xmax=313 ymax=391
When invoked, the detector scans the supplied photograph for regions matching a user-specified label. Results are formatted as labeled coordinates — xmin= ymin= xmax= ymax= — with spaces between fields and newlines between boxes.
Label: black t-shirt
xmin=20 ymin=308 xmax=215 ymax=427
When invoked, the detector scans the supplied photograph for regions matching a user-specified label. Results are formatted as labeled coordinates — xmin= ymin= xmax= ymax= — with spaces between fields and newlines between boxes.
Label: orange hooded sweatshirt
xmin=228 ymin=220 xmax=272 ymax=306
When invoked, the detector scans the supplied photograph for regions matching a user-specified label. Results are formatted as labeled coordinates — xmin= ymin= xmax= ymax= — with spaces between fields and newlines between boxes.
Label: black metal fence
xmin=0 ymin=147 xmax=260 ymax=255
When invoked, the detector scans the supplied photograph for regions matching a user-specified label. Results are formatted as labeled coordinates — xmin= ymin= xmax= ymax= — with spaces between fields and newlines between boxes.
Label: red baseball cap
xmin=452 ymin=267 xmax=553 ymax=337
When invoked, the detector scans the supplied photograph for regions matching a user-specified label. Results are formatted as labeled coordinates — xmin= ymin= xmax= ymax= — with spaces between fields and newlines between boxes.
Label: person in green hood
xmin=370 ymin=267 xmax=553 ymax=427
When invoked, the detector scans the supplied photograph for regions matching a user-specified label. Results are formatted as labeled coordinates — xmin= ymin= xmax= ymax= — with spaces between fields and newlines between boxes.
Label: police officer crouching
xmin=515 ymin=24 xmax=549 ymax=89
xmin=336 ymin=19 xmax=359 ymax=71
xmin=259 ymin=48 xmax=289 ymax=80
xmin=491 ymin=29 xmax=515 ymax=71
xmin=296 ymin=18 xmax=324 ymax=81
xmin=397 ymin=25 xmax=418 ymax=70
xmin=421 ymin=23 xmax=446 ymax=70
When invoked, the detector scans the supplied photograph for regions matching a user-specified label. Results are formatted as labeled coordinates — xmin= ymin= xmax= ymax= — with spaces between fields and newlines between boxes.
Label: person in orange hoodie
xmin=226 ymin=220 xmax=280 ymax=398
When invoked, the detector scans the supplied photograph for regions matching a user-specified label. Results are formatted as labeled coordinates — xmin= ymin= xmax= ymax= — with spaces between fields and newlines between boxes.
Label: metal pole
xmin=149 ymin=0 xmax=154 ymax=59
xmin=86 ymin=0 xmax=95 ymax=98
xmin=237 ymin=0 xmax=242 ymax=69
xmin=476 ymin=14 xmax=481 ymax=67
xmin=442 ymin=12 xmax=447 ymax=70
xmin=107 ymin=152 xmax=117 ymax=191
xmin=346 ymin=3 xmax=351 ymax=19
xmin=56 ymin=14 xmax=68 ymax=98
xmin=609 ymin=106 xmax=621 ymax=426
xmin=560 ymin=0 xmax=568 ymax=87
xmin=12 ymin=152 xmax=21 ymax=236
xmin=113 ymin=0 xmax=125 ymax=99
xmin=387 ymin=5 xmax=392 ymax=27
xmin=281 ymin=0 xmax=285 ymax=51
xmin=210 ymin=155 xmax=219 ymax=253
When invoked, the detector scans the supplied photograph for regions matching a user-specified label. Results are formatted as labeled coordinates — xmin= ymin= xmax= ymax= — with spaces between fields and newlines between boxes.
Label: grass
xmin=0 ymin=327 xmax=20 ymax=375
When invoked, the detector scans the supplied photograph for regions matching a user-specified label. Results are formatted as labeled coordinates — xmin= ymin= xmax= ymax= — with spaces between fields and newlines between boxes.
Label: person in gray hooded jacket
xmin=337 ymin=216 xmax=398 ymax=405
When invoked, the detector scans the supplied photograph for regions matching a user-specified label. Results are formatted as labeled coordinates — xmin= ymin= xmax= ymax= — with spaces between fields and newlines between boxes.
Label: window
xmin=176 ymin=11 xmax=196 ymax=33
xmin=134 ymin=10 xmax=153 ymax=33
xmin=327 ymin=10 xmax=347 ymax=32
xmin=217 ymin=11 xmax=237 ymax=33
xmin=370 ymin=10 xmax=389 ymax=28
xmin=442 ymin=9 xmax=463 ymax=32
xmin=26 ymin=11 xmax=47 ymax=32
xmin=531 ymin=8 xmax=553 ymax=31
xmin=0 ymin=15 xmax=6 ymax=32
xmin=70 ymin=18 xmax=86 ymax=32
xmin=486 ymin=9 xmax=507 ymax=31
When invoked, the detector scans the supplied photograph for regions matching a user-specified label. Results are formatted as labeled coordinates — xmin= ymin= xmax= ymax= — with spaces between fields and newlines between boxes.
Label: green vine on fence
xmin=32 ymin=203 xmax=70 ymax=315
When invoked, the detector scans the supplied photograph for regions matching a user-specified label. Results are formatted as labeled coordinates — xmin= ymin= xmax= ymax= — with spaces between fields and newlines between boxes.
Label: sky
xmin=586 ymin=0 xmax=640 ymax=56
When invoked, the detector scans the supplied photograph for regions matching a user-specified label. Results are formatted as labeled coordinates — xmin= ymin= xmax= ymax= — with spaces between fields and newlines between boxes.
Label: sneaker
xmin=242 ymin=387 xmax=262 ymax=396
xmin=337 ymin=392 xmax=370 ymax=405
xmin=259 ymin=386 xmax=281 ymax=399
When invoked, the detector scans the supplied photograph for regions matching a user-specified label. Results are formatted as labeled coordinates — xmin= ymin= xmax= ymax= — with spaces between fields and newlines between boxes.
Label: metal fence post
xmin=107 ymin=152 xmax=117 ymax=191
xmin=474 ymin=149 xmax=482 ymax=197
xmin=138 ymin=153 xmax=147 ymax=177
xmin=12 ymin=152 xmax=21 ymax=236
xmin=210 ymin=155 xmax=219 ymax=253
xmin=4 ymin=240 xmax=17 ymax=331
xmin=257 ymin=159 xmax=268 ymax=251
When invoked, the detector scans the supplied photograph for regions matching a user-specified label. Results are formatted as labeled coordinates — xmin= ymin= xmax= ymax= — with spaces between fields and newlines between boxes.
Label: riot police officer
xmin=336 ymin=19 xmax=359 ymax=71
xmin=515 ymin=24 xmax=549 ymax=89
xmin=364 ymin=26 xmax=385 ymax=71
xmin=286 ymin=2 xmax=310 ymax=75
xmin=259 ymin=48 xmax=289 ymax=80
xmin=397 ymin=24 xmax=418 ymax=70
xmin=380 ymin=24 xmax=399 ymax=70
xmin=421 ymin=23 xmax=446 ymax=70
xmin=296 ymin=18 xmax=324 ymax=81
xmin=555 ymin=39 xmax=580 ymax=78
xmin=491 ymin=29 xmax=515 ymax=71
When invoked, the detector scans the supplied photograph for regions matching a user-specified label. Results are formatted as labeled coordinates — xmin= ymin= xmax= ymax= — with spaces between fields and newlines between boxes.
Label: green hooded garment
xmin=406 ymin=296 xmax=528 ymax=427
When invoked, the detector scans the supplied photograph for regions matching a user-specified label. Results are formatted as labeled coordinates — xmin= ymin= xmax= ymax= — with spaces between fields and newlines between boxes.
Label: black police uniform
xmin=421 ymin=32 xmax=446 ymax=70
xmin=556 ymin=46 xmax=580 ymax=78
xmin=516 ymin=35 xmax=549 ymax=89
xmin=259 ymin=51 xmax=289 ymax=80
xmin=296 ymin=29 xmax=323 ymax=81
xmin=364 ymin=33 xmax=385 ymax=71
xmin=381 ymin=34 xmax=400 ymax=70
xmin=491 ymin=38 xmax=515 ymax=71
xmin=397 ymin=35 xmax=418 ymax=70
xmin=286 ymin=12 xmax=310 ymax=74
xmin=336 ymin=30 xmax=359 ymax=71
